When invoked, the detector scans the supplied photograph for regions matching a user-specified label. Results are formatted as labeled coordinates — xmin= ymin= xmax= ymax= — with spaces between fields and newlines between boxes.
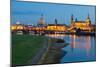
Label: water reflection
xmin=46 ymin=34 xmax=65 ymax=39
xmin=46 ymin=34 xmax=96 ymax=63
xmin=70 ymin=35 xmax=91 ymax=56
xmin=62 ymin=35 xmax=96 ymax=63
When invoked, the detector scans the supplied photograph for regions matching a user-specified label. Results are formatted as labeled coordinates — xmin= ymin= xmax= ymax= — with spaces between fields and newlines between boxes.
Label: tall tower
xmin=38 ymin=14 xmax=45 ymax=25
xmin=55 ymin=18 xmax=58 ymax=25
xmin=86 ymin=14 xmax=91 ymax=25
xmin=75 ymin=18 xmax=78 ymax=22
xmin=71 ymin=14 xmax=74 ymax=24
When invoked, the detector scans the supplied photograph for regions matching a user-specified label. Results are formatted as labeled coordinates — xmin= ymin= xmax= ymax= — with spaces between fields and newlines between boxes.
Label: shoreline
xmin=38 ymin=37 xmax=68 ymax=64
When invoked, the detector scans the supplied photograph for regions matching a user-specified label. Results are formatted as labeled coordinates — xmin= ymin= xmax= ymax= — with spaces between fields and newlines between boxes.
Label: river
xmin=46 ymin=34 xmax=96 ymax=63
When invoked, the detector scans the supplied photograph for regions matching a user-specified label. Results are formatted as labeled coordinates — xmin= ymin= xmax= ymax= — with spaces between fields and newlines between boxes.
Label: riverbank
xmin=12 ymin=34 xmax=48 ymax=66
xmin=38 ymin=38 xmax=68 ymax=64
xmin=12 ymin=34 xmax=69 ymax=66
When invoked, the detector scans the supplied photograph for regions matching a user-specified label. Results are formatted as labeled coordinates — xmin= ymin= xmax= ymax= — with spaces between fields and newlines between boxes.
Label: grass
xmin=12 ymin=34 xmax=47 ymax=65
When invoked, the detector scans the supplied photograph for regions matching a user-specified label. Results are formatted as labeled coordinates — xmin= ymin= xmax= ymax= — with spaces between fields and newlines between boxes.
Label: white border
xmin=18 ymin=0 xmax=96 ymax=5
xmin=0 ymin=0 xmax=10 ymax=67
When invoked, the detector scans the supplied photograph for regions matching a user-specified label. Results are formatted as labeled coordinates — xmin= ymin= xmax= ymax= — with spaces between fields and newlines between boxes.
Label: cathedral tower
xmin=71 ymin=14 xmax=74 ymax=24
xmin=86 ymin=14 xmax=91 ymax=25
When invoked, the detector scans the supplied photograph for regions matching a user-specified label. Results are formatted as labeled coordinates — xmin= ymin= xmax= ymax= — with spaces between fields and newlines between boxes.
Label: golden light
xmin=47 ymin=25 xmax=67 ymax=31
xmin=17 ymin=25 xmax=23 ymax=30
xmin=11 ymin=26 xmax=16 ymax=30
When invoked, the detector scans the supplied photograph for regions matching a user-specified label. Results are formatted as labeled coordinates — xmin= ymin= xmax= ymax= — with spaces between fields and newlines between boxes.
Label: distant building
xmin=11 ymin=22 xmax=35 ymax=34
xmin=37 ymin=14 xmax=45 ymax=27
xmin=70 ymin=14 xmax=95 ymax=32
xmin=11 ymin=22 xmax=24 ymax=31
xmin=32 ymin=14 xmax=46 ymax=34
xmin=46 ymin=24 xmax=67 ymax=31
xmin=46 ymin=19 xmax=68 ymax=34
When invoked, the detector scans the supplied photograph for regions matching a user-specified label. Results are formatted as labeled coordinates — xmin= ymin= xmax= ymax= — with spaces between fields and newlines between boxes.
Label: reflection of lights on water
xmin=85 ymin=36 xmax=91 ymax=57
xmin=73 ymin=35 xmax=76 ymax=48
xmin=46 ymin=34 xmax=66 ymax=39
xmin=70 ymin=35 xmax=91 ymax=57
xmin=46 ymin=34 xmax=92 ymax=57
xmin=69 ymin=35 xmax=76 ymax=49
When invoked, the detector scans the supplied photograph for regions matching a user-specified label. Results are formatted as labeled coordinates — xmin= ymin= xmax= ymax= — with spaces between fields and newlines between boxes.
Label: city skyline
xmin=11 ymin=0 xmax=96 ymax=25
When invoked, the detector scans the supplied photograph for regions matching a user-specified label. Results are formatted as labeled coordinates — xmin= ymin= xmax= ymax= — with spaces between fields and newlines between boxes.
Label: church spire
xmin=55 ymin=18 xmax=57 ymax=25
xmin=87 ymin=14 xmax=90 ymax=19
xmin=86 ymin=14 xmax=91 ymax=24
xmin=71 ymin=14 xmax=74 ymax=24
xmin=75 ymin=18 xmax=78 ymax=22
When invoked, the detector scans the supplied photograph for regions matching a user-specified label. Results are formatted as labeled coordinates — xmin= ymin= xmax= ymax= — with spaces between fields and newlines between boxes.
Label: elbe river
xmin=47 ymin=34 xmax=96 ymax=63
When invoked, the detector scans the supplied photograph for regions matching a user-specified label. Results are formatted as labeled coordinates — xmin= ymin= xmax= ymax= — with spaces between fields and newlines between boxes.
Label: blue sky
xmin=11 ymin=0 xmax=96 ymax=25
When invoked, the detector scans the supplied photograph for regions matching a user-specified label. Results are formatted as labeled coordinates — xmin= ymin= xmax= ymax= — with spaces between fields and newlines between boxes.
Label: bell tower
xmin=55 ymin=18 xmax=58 ymax=25
xmin=86 ymin=14 xmax=91 ymax=25
xmin=71 ymin=14 xmax=74 ymax=24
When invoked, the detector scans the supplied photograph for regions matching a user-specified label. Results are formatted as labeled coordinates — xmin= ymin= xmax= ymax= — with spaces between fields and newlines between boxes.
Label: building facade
xmin=70 ymin=14 xmax=95 ymax=32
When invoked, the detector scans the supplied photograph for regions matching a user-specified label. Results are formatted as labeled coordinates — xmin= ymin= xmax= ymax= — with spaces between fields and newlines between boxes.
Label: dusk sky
xmin=11 ymin=0 xmax=96 ymax=25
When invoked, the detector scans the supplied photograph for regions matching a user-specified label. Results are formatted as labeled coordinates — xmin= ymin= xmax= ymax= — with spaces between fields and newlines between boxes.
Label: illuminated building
xmin=33 ymin=14 xmax=46 ymax=34
xmin=11 ymin=22 xmax=24 ymax=31
xmin=70 ymin=14 xmax=95 ymax=32
xmin=46 ymin=19 xmax=68 ymax=34
xmin=37 ymin=14 xmax=45 ymax=27
xmin=11 ymin=22 xmax=35 ymax=34
xmin=46 ymin=24 xmax=67 ymax=32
